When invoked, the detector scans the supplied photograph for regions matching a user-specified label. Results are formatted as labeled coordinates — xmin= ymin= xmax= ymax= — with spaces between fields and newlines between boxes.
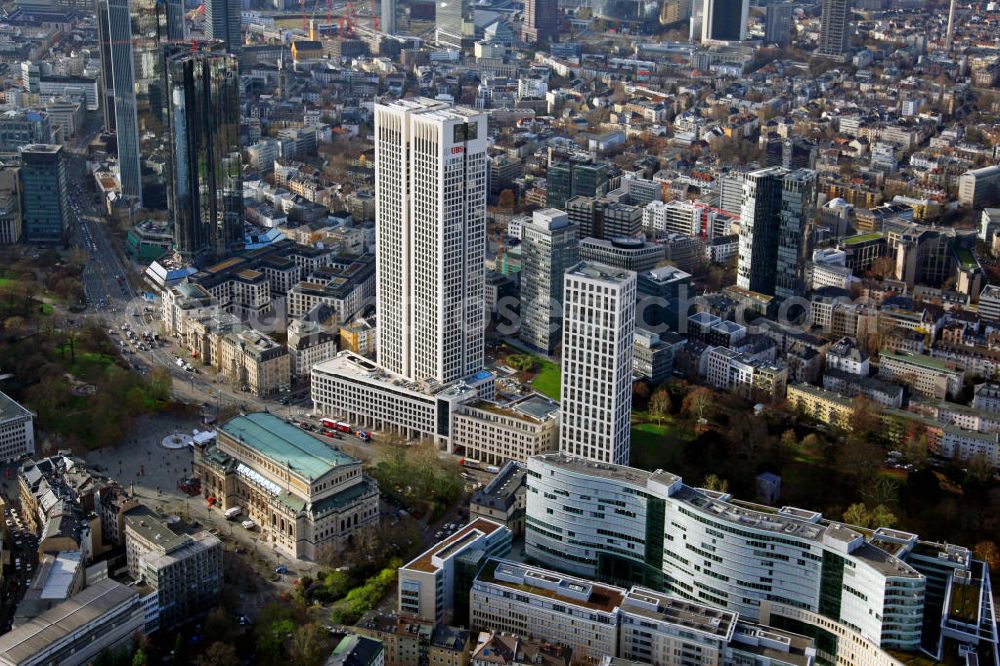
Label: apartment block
xmin=825 ymin=336 xmax=869 ymax=375
xmin=469 ymin=462 xmax=527 ymax=536
xmin=469 ymin=559 xmax=624 ymax=661
xmin=356 ymin=615 xmax=471 ymax=666
xmin=398 ymin=518 xmax=512 ymax=624
xmin=928 ymin=425 xmax=1000 ymax=467
xmin=973 ymin=382 xmax=1000 ymax=414
xmin=822 ymin=369 xmax=904 ymax=409
xmin=124 ymin=510 xmax=223 ymax=631
xmin=451 ymin=394 xmax=560 ymax=466
xmin=786 ymin=383 xmax=855 ymax=430
xmin=704 ymin=346 xmax=788 ymax=402
xmin=877 ymin=352 xmax=963 ymax=400
xmin=217 ymin=328 xmax=291 ymax=397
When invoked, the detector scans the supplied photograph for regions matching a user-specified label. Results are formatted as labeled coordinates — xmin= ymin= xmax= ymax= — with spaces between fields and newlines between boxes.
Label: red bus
xmin=321 ymin=418 xmax=351 ymax=432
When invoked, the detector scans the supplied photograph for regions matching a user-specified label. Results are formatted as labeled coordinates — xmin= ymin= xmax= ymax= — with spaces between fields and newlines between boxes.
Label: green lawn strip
xmin=531 ymin=359 xmax=562 ymax=399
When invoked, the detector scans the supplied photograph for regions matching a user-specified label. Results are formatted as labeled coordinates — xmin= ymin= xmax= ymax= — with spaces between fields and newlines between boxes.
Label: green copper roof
xmin=220 ymin=412 xmax=358 ymax=481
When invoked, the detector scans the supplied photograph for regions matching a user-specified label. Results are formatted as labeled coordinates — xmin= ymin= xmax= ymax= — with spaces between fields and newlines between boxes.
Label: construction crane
xmin=302 ymin=0 xmax=380 ymax=38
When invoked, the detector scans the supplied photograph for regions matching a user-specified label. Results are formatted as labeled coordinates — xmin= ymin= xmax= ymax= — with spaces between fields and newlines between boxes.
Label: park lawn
xmin=531 ymin=360 xmax=562 ymax=399
xmin=55 ymin=348 xmax=118 ymax=379
xmin=794 ymin=439 xmax=825 ymax=464
xmin=630 ymin=419 xmax=695 ymax=471
xmin=39 ymin=303 xmax=54 ymax=315
xmin=0 ymin=277 xmax=17 ymax=287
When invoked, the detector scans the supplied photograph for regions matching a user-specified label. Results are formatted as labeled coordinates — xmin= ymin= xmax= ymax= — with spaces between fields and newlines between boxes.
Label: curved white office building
xmin=525 ymin=453 xmax=997 ymax=663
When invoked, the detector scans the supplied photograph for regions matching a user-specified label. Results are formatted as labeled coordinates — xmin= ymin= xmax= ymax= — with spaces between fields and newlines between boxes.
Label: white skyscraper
xmin=560 ymin=261 xmax=636 ymax=465
xmin=374 ymin=98 xmax=487 ymax=384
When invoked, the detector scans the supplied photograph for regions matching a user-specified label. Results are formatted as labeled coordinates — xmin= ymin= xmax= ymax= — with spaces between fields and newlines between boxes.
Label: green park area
xmin=530 ymin=358 xmax=561 ymax=399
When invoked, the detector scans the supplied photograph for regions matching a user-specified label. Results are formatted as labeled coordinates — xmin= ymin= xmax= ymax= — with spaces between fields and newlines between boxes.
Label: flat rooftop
xmin=622 ymin=587 xmax=737 ymax=640
xmin=0 ymin=579 xmax=138 ymax=664
xmin=843 ymin=232 xmax=883 ymax=245
xmin=312 ymin=352 xmax=485 ymax=401
xmin=379 ymin=97 xmax=482 ymax=122
xmin=566 ymin=260 xmax=635 ymax=285
xmin=731 ymin=622 xmax=815 ymax=666
xmin=124 ymin=510 xmax=190 ymax=554
xmin=479 ymin=558 xmax=625 ymax=614
xmin=880 ymin=351 xmax=958 ymax=374
xmin=219 ymin=412 xmax=358 ymax=481
xmin=402 ymin=518 xmax=505 ymax=574
xmin=531 ymin=452 xmax=680 ymax=490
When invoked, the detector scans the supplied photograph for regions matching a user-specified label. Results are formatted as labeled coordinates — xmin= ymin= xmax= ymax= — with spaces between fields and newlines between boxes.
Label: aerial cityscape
xmin=0 ymin=0 xmax=997 ymax=664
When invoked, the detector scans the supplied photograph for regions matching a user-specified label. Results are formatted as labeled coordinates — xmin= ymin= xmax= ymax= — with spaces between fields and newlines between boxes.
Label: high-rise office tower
xmin=738 ymin=168 xmax=784 ymax=295
xmin=19 ymin=144 xmax=69 ymax=245
xmin=775 ymin=169 xmax=817 ymax=299
xmin=436 ymin=0 xmax=472 ymax=49
xmin=546 ymin=161 xmax=610 ymax=209
xmin=560 ymin=261 xmax=636 ymax=465
xmin=95 ymin=0 xmax=115 ymax=132
xmin=374 ymin=98 xmax=487 ymax=384
xmin=520 ymin=209 xmax=579 ymax=354
xmin=701 ymin=0 xmax=748 ymax=42
xmin=817 ymin=0 xmax=850 ymax=60
xmin=165 ymin=0 xmax=187 ymax=40
xmin=945 ymin=0 xmax=957 ymax=52
xmin=737 ymin=167 xmax=817 ymax=298
xmin=659 ymin=0 xmax=692 ymax=27
xmin=764 ymin=1 xmax=794 ymax=45
xmin=689 ymin=0 xmax=704 ymax=41
xmin=381 ymin=0 xmax=397 ymax=34
xmin=106 ymin=0 xmax=178 ymax=209
xmin=205 ymin=0 xmax=242 ymax=53
xmin=522 ymin=0 xmax=559 ymax=42
xmin=166 ymin=51 xmax=243 ymax=265
xmin=566 ymin=196 xmax=604 ymax=240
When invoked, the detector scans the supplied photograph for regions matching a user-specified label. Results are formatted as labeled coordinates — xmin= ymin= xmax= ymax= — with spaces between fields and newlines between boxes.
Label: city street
xmin=64 ymin=170 xmax=309 ymax=417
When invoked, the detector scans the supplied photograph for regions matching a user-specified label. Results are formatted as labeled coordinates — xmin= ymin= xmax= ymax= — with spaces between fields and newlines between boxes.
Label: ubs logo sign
xmin=450 ymin=146 xmax=465 ymax=154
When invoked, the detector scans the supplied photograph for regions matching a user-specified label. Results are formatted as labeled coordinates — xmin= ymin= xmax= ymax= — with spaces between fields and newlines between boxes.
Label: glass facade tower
xmin=166 ymin=51 xmax=244 ymax=265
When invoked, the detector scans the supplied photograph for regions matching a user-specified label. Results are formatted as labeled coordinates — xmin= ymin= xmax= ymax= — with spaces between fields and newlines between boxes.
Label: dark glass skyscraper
xmin=166 ymin=51 xmax=244 ymax=265
xmin=20 ymin=144 xmax=69 ymax=245
xmin=95 ymin=0 xmax=115 ymax=132
xmin=701 ymin=0 xmax=748 ymax=41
